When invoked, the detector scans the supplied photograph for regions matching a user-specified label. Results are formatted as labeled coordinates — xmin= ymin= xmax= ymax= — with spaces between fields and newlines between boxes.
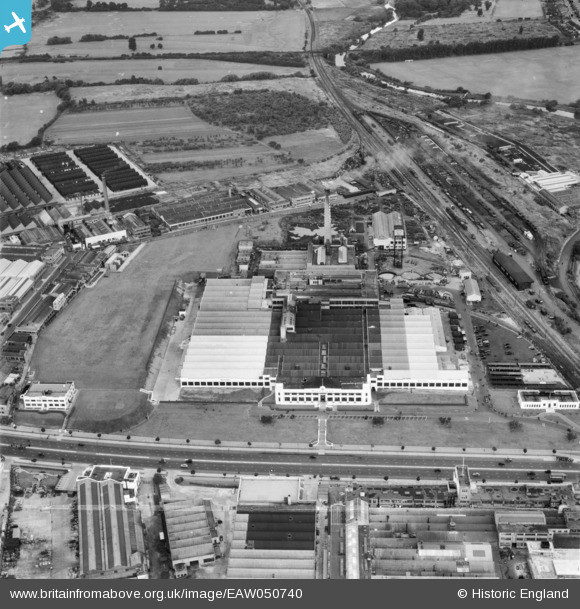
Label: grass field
xmin=494 ymin=0 xmax=543 ymax=19
xmin=272 ymin=127 xmax=344 ymax=162
xmin=327 ymin=413 xmax=571 ymax=450
xmin=0 ymin=92 xmax=59 ymax=145
xmin=130 ymin=402 xmax=318 ymax=444
xmin=68 ymin=77 xmax=323 ymax=105
xmin=45 ymin=105 xmax=231 ymax=144
xmin=372 ymin=46 xmax=580 ymax=102
xmin=30 ymin=224 xmax=241 ymax=433
xmin=22 ymin=11 xmax=305 ymax=56
xmin=0 ymin=58 xmax=302 ymax=86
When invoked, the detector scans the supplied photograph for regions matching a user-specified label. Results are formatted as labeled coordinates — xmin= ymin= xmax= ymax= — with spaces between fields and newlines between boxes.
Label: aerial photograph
xmin=1 ymin=0 xmax=580 ymax=588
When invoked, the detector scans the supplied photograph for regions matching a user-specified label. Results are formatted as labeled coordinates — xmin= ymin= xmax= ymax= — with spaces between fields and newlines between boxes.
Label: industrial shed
xmin=162 ymin=499 xmax=216 ymax=573
xmin=492 ymin=251 xmax=533 ymax=291
xmin=227 ymin=510 xmax=316 ymax=579
xmin=77 ymin=478 xmax=147 ymax=579
xmin=464 ymin=278 xmax=481 ymax=303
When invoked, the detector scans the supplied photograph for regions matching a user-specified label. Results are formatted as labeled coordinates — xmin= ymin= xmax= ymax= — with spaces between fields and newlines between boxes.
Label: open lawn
xmin=68 ymin=77 xmax=323 ymax=104
xmin=31 ymin=224 xmax=240 ymax=433
xmin=327 ymin=413 xmax=571 ymax=450
xmin=0 ymin=93 xmax=59 ymax=145
xmin=129 ymin=402 xmax=318 ymax=443
xmin=0 ymin=58 xmax=302 ymax=86
xmin=45 ymin=105 xmax=231 ymax=144
xmin=20 ymin=11 xmax=306 ymax=56
xmin=372 ymin=46 xmax=580 ymax=102
xmin=494 ymin=0 xmax=543 ymax=19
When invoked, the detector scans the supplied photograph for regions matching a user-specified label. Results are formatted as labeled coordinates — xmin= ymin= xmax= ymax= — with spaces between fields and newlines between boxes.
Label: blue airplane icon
xmin=1 ymin=1 xmax=32 ymax=54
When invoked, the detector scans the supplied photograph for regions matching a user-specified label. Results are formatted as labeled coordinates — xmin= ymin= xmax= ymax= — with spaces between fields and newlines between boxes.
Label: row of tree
xmin=11 ymin=51 xmax=305 ymax=67
xmin=354 ymin=34 xmax=561 ymax=63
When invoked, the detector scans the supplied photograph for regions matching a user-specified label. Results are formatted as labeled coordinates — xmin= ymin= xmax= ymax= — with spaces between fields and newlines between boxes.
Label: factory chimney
xmin=323 ymin=189 xmax=332 ymax=247
xmin=102 ymin=174 xmax=110 ymax=214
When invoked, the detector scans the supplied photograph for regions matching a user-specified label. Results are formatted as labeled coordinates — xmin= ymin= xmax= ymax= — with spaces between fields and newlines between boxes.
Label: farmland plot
xmin=45 ymin=106 xmax=231 ymax=144
xmin=494 ymin=0 xmax=543 ymax=19
xmin=371 ymin=46 xmax=580 ymax=102
xmin=0 ymin=58 xmax=302 ymax=86
xmin=0 ymin=93 xmax=59 ymax=145
xmin=68 ymin=77 xmax=324 ymax=105
xmin=20 ymin=10 xmax=306 ymax=56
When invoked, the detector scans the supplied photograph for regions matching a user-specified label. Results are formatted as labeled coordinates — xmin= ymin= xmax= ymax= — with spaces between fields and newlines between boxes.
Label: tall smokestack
xmin=323 ymin=189 xmax=332 ymax=246
xmin=102 ymin=174 xmax=110 ymax=214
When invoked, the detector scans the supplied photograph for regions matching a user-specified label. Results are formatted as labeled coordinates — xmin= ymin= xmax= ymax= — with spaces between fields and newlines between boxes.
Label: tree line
xmin=159 ymin=0 xmax=297 ymax=10
xmin=353 ymin=34 xmax=561 ymax=63
xmin=10 ymin=51 xmax=305 ymax=67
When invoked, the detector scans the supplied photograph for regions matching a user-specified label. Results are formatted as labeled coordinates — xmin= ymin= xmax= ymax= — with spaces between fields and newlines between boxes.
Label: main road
xmin=2 ymin=435 xmax=579 ymax=483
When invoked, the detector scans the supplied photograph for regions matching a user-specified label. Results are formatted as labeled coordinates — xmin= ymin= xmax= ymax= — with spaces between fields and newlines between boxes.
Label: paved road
xmin=3 ymin=436 xmax=579 ymax=483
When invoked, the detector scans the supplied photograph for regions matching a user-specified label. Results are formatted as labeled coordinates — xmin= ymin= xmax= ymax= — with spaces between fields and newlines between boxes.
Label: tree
xmin=519 ymin=25 xmax=524 ymax=35
xmin=157 ymin=43 xmax=163 ymax=49
xmin=509 ymin=420 xmax=523 ymax=432
xmin=567 ymin=429 xmax=578 ymax=442
xmin=545 ymin=100 xmax=558 ymax=112
xmin=155 ymin=436 xmax=160 ymax=441
xmin=417 ymin=28 xmax=424 ymax=42
xmin=215 ymin=439 xmax=221 ymax=445
xmin=260 ymin=415 xmax=274 ymax=424
xmin=128 ymin=37 xmax=136 ymax=52
xmin=485 ymin=0 xmax=491 ymax=9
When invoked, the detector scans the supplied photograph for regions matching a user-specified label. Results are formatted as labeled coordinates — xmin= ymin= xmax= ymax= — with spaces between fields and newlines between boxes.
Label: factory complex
xmin=179 ymin=273 xmax=469 ymax=407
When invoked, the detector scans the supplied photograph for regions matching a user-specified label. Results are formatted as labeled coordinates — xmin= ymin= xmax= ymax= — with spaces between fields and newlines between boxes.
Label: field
xmin=494 ymin=0 xmax=543 ymax=19
xmin=272 ymin=127 xmax=345 ymax=162
xmin=45 ymin=106 xmax=231 ymax=144
xmin=130 ymin=402 xmax=318 ymax=443
xmin=30 ymin=223 xmax=240 ymax=433
xmin=327 ymin=412 xmax=572 ymax=450
xmin=372 ymin=46 xmax=580 ymax=102
xmin=0 ymin=58 xmax=303 ymax=87
xmin=311 ymin=0 xmax=373 ymax=7
xmin=68 ymin=77 xmax=324 ymax=105
xmin=361 ymin=18 xmax=560 ymax=50
xmin=20 ymin=11 xmax=306 ymax=56
xmin=0 ymin=93 xmax=59 ymax=145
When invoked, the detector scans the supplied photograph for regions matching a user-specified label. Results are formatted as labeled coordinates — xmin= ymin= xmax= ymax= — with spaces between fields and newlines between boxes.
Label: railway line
xmin=301 ymin=2 xmax=580 ymax=388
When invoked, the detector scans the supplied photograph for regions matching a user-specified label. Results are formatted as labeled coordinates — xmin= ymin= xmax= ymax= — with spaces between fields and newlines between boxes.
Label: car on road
xmin=77 ymin=443 xmax=85 ymax=447
xmin=527 ymin=471 xmax=536 ymax=477
xmin=472 ymin=472 xmax=481 ymax=477
xmin=37 ymin=452 xmax=44 ymax=457
xmin=31 ymin=458 xmax=37 ymax=462
xmin=185 ymin=458 xmax=193 ymax=464
xmin=498 ymin=462 xmax=505 ymax=466
xmin=434 ymin=469 xmax=441 ymax=473
xmin=309 ymin=455 xmax=317 ymax=460
xmin=179 ymin=464 xmax=189 ymax=469
xmin=505 ymin=458 xmax=513 ymax=463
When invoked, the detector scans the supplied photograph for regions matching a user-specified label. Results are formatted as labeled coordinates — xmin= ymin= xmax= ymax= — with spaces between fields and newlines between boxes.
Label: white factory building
xmin=21 ymin=381 xmax=77 ymax=411
xmin=179 ymin=278 xmax=469 ymax=408
xmin=464 ymin=277 xmax=481 ymax=303
xmin=522 ymin=170 xmax=580 ymax=193
xmin=517 ymin=390 xmax=580 ymax=412
xmin=371 ymin=211 xmax=406 ymax=250
xmin=0 ymin=258 xmax=45 ymax=311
